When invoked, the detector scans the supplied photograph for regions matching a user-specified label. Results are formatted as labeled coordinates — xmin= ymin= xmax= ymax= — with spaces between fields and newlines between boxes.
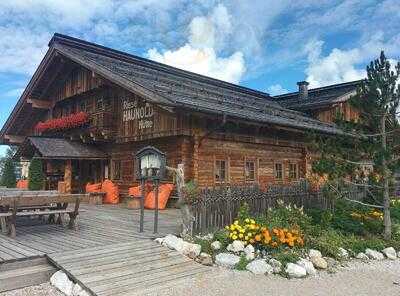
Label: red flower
xmin=35 ymin=112 xmax=89 ymax=133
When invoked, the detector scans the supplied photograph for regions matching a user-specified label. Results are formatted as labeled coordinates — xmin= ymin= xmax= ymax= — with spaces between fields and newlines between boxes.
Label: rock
xmin=268 ymin=259 xmax=282 ymax=273
xmin=72 ymin=283 xmax=91 ymax=296
xmin=50 ymin=271 xmax=73 ymax=296
xmin=285 ymin=263 xmax=307 ymax=278
xmin=309 ymin=249 xmax=322 ymax=259
xmin=365 ymin=248 xmax=384 ymax=260
xmin=154 ymin=237 xmax=164 ymax=244
xmin=163 ymin=234 xmax=184 ymax=252
xmin=356 ymin=252 xmax=369 ymax=260
xmin=311 ymin=257 xmax=328 ymax=269
xmin=244 ymin=244 xmax=255 ymax=260
xmin=297 ymin=258 xmax=317 ymax=276
xmin=215 ymin=253 xmax=240 ymax=269
xmin=338 ymin=247 xmax=349 ymax=259
xmin=211 ymin=241 xmax=221 ymax=250
xmin=181 ymin=242 xmax=202 ymax=259
xmin=198 ymin=253 xmax=213 ymax=266
xmin=227 ymin=240 xmax=245 ymax=253
xmin=246 ymin=259 xmax=273 ymax=275
xmin=398 ymin=251 xmax=400 ymax=258
xmin=382 ymin=247 xmax=397 ymax=260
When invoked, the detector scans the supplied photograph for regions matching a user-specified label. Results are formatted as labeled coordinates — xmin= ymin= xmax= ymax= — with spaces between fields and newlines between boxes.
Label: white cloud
xmin=267 ymin=84 xmax=289 ymax=96
xmin=147 ymin=4 xmax=246 ymax=84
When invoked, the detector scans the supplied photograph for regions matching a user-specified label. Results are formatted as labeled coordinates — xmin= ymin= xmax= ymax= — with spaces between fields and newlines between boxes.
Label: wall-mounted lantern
xmin=135 ymin=146 xmax=166 ymax=233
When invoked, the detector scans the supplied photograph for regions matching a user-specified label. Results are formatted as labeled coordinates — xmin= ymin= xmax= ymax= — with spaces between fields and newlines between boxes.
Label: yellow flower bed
xmin=225 ymin=218 xmax=304 ymax=248
xmin=350 ymin=209 xmax=383 ymax=221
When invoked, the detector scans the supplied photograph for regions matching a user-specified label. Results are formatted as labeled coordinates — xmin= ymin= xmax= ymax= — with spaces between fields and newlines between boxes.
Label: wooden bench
xmin=0 ymin=194 xmax=87 ymax=238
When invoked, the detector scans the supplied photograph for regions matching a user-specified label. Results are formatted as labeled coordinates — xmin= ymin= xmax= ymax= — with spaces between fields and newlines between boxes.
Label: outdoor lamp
xmin=136 ymin=146 xmax=166 ymax=180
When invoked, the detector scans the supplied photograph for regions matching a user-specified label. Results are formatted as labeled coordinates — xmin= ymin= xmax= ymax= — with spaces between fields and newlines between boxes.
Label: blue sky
xmin=0 ymin=0 xmax=399 ymax=156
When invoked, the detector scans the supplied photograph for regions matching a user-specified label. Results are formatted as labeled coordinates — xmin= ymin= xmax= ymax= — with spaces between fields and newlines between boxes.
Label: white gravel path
xmin=142 ymin=259 xmax=400 ymax=296
xmin=2 ymin=260 xmax=399 ymax=296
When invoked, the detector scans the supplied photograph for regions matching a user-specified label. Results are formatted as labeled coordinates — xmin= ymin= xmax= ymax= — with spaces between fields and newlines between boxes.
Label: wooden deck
xmin=0 ymin=204 xmax=207 ymax=295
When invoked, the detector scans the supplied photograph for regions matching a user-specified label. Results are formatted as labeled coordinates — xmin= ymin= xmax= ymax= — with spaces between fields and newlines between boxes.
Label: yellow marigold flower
xmin=230 ymin=225 xmax=235 ymax=231
xmin=255 ymin=234 xmax=262 ymax=242
xmin=250 ymin=219 xmax=255 ymax=224
xmin=232 ymin=235 xmax=238 ymax=240
xmin=225 ymin=226 xmax=229 ymax=230
xmin=239 ymin=233 xmax=244 ymax=238
xmin=245 ymin=218 xmax=250 ymax=223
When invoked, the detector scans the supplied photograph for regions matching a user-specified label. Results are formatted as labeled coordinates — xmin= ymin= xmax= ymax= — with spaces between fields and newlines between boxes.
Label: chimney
xmin=297 ymin=81 xmax=309 ymax=99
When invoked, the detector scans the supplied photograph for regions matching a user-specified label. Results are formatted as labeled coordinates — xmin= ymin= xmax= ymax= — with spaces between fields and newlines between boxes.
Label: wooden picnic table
xmin=0 ymin=192 xmax=87 ymax=238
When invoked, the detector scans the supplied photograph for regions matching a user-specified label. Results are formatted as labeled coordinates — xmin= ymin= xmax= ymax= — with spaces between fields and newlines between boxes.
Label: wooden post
xmin=139 ymin=179 xmax=145 ymax=233
xmin=64 ymin=160 xmax=72 ymax=194
xmin=154 ymin=179 xmax=159 ymax=234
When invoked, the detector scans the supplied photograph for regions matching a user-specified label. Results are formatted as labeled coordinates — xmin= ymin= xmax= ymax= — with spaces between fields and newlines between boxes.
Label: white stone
xmin=154 ymin=237 xmax=164 ymax=244
xmin=311 ymin=257 xmax=328 ymax=269
xmin=382 ymin=247 xmax=397 ymax=260
xmin=356 ymin=252 xmax=369 ymax=260
xmin=297 ymin=258 xmax=317 ymax=276
xmin=227 ymin=240 xmax=245 ymax=253
xmin=198 ymin=252 xmax=213 ymax=266
xmin=246 ymin=259 xmax=273 ymax=275
xmin=163 ymin=234 xmax=184 ymax=252
xmin=211 ymin=241 xmax=221 ymax=250
xmin=268 ymin=258 xmax=282 ymax=274
xmin=181 ymin=242 xmax=202 ymax=259
xmin=50 ymin=271 xmax=73 ymax=296
xmin=244 ymin=244 xmax=255 ymax=260
xmin=398 ymin=251 xmax=400 ymax=258
xmin=365 ymin=248 xmax=384 ymax=260
xmin=285 ymin=263 xmax=307 ymax=278
xmin=338 ymin=247 xmax=349 ymax=259
xmin=215 ymin=253 xmax=240 ymax=269
xmin=309 ymin=249 xmax=322 ymax=259
xmin=72 ymin=283 xmax=91 ymax=296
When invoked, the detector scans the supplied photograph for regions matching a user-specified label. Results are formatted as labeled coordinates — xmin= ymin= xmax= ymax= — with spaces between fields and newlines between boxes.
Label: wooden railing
xmin=190 ymin=180 xmax=365 ymax=234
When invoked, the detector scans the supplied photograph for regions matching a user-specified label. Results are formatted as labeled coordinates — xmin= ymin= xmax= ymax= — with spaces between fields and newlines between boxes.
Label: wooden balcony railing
xmin=90 ymin=111 xmax=116 ymax=130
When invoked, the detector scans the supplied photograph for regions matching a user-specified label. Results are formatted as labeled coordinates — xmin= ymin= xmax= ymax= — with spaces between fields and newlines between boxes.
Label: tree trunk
xmin=381 ymin=115 xmax=392 ymax=240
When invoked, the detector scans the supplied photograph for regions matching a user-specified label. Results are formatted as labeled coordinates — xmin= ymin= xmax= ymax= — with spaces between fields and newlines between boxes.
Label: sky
xmin=0 ymin=0 xmax=399 ymax=157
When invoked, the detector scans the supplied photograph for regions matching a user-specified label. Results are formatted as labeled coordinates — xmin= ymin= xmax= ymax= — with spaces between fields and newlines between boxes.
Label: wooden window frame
xmin=112 ymin=160 xmax=121 ymax=180
xmin=274 ymin=162 xmax=283 ymax=181
xmin=245 ymin=160 xmax=256 ymax=182
xmin=214 ymin=159 xmax=228 ymax=184
xmin=289 ymin=163 xmax=299 ymax=180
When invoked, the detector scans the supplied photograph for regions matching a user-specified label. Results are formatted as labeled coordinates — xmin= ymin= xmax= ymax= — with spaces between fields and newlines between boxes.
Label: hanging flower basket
xmin=35 ymin=112 xmax=89 ymax=133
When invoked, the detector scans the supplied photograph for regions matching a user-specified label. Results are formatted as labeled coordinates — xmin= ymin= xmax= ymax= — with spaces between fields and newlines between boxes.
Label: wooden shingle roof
xmin=272 ymin=81 xmax=361 ymax=111
xmin=16 ymin=137 xmax=107 ymax=159
xmin=49 ymin=34 xmax=341 ymax=135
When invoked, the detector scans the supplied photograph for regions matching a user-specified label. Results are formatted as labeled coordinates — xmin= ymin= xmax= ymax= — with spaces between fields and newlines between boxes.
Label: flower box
xmin=35 ymin=112 xmax=89 ymax=133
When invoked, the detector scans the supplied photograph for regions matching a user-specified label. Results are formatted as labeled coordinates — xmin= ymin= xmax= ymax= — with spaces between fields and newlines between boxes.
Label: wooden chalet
xmin=0 ymin=34 xmax=348 ymax=196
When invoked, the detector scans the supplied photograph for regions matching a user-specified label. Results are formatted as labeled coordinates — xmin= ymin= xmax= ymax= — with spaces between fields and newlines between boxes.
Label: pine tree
xmin=0 ymin=158 xmax=16 ymax=188
xmin=28 ymin=158 xmax=45 ymax=190
xmin=312 ymin=51 xmax=400 ymax=240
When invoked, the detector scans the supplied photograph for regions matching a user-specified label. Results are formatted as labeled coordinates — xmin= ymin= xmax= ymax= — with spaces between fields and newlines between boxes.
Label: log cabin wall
xmin=314 ymin=101 xmax=359 ymax=123
xmin=196 ymin=136 xmax=306 ymax=189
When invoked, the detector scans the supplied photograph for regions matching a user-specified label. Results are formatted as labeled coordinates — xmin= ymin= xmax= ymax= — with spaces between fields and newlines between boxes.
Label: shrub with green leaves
xmin=0 ymin=158 xmax=16 ymax=188
xmin=235 ymin=255 xmax=250 ymax=270
xmin=28 ymin=158 xmax=44 ymax=190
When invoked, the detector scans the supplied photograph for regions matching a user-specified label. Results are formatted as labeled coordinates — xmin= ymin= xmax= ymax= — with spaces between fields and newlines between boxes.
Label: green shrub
xmin=272 ymin=249 xmax=300 ymax=266
xmin=194 ymin=237 xmax=213 ymax=255
xmin=213 ymin=229 xmax=230 ymax=250
xmin=0 ymin=158 xmax=16 ymax=188
xmin=266 ymin=200 xmax=313 ymax=231
xmin=28 ymin=158 xmax=44 ymax=190
xmin=305 ymin=228 xmax=343 ymax=259
xmin=183 ymin=180 xmax=200 ymax=203
xmin=235 ymin=255 xmax=250 ymax=270
xmin=342 ymin=235 xmax=386 ymax=254
xmin=306 ymin=208 xmax=333 ymax=229
xmin=237 ymin=202 xmax=251 ymax=223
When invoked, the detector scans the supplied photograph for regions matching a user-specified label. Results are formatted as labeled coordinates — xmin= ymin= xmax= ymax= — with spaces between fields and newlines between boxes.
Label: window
xmin=215 ymin=160 xmax=227 ymax=182
xmin=245 ymin=161 xmax=255 ymax=181
xmin=275 ymin=163 xmax=283 ymax=180
xmin=289 ymin=163 xmax=298 ymax=180
xmin=112 ymin=160 xmax=121 ymax=180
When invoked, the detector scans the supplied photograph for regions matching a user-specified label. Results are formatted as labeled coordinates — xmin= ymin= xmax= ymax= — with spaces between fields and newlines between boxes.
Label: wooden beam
xmin=27 ymin=98 xmax=54 ymax=109
xmin=4 ymin=135 xmax=25 ymax=144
